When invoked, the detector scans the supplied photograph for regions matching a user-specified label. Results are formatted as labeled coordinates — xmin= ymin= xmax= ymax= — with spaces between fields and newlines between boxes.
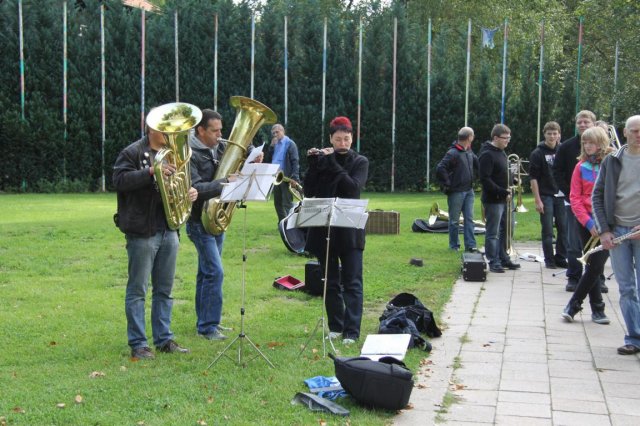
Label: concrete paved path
xmin=394 ymin=242 xmax=640 ymax=425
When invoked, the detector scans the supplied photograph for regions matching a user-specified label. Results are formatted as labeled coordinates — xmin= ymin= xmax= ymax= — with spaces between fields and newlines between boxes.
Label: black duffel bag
xmin=329 ymin=354 xmax=413 ymax=411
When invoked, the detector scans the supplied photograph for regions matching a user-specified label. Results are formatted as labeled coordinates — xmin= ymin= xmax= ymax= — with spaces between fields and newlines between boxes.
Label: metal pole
xmin=214 ymin=14 xmax=218 ymax=111
xmin=141 ymin=9 xmax=145 ymax=136
xmin=464 ymin=19 xmax=471 ymax=127
xmin=19 ymin=0 xmax=25 ymax=121
xmin=251 ymin=14 xmax=255 ymax=99
xmin=612 ymin=41 xmax=619 ymax=127
xmin=284 ymin=16 xmax=288 ymax=125
xmin=426 ymin=18 xmax=432 ymax=190
xmin=536 ymin=20 xmax=544 ymax=143
xmin=175 ymin=10 xmax=179 ymax=101
xmin=100 ymin=4 xmax=106 ymax=192
xmin=321 ymin=18 xmax=327 ymax=147
xmin=391 ymin=17 xmax=397 ymax=192
xmin=63 ymin=0 xmax=68 ymax=181
xmin=575 ymin=16 xmax=584 ymax=134
xmin=500 ymin=19 xmax=508 ymax=124
xmin=356 ymin=17 xmax=363 ymax=152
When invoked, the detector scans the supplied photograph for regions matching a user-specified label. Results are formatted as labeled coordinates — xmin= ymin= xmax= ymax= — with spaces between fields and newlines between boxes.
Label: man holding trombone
xmin=592 ymin=115 xmax=640 ymax=356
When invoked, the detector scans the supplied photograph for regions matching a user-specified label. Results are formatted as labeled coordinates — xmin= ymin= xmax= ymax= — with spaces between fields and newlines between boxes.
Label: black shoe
xmin=490 ymin=265 xmax=505 ymax=273
xmin=465 ymin=247 xmax=479 ymax=253
xmin=617 ymin=344 xmax=640 ymax=355
xmin=156 ymin=339 xmax=190 ymax=354
xmin=600 ymin=282 xmax=609 ymax=294
xmin=565 ymin=279 xmax=577 ymax=292
xmin=561 ymin=301 xmax=582 ymax=322
xmin=545 ymin=261 xmax=557 ymax=269
xmin=591 ymin=311 xmax=610 ymax=325
xmin=131 ymin=347 xmax=155 ymax=359
xmin=503 ymin=260 xmax=521 ymax=270
xmin=555 ymin=258 xmax=568 ymax=268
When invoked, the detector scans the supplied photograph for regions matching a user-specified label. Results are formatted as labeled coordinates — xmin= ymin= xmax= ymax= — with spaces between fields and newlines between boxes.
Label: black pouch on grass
xmin=329 ymin=353 xmax=413 ymax=411
xmin=381 ymin=292 xmax=442 ymax=338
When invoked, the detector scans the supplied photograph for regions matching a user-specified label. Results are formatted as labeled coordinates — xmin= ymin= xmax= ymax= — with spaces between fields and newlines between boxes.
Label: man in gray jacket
xmin=592 ymin=115 xmax=640 ymax=356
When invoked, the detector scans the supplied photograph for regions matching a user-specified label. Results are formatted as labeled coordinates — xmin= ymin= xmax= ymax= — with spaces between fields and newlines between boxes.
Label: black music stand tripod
xmin=292 ymin=197 xmax=369 ymax=358
xmin=208 ymin=163 xmax=279 ymax=369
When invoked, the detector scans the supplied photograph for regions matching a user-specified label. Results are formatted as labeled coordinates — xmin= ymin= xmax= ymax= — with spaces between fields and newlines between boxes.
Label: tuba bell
xmin=146 ymin=102 xmax=202 ymax=230
xmin=201 ymin=96 xmax=277 ymax=235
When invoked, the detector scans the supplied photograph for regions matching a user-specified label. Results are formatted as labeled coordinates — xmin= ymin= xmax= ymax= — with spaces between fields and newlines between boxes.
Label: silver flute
xmin=578 ymin=228 xmax=640 ymax=265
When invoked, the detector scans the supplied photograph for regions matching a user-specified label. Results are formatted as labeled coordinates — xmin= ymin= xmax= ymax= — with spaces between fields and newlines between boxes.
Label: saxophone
xmin=201 ymin=96 xmax=277 ymax=235
xmin=146 ymin=102 xmax=202 ymax=230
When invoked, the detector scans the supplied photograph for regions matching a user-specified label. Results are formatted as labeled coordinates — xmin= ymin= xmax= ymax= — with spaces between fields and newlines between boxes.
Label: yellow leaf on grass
xmin=196 ymin=420 xmax=207 ymax=425
xmin=89 ymin=371 xmax=106 ymax=378
xmin=56 ymin=403 xmax=66 ymax=409
xmin=12 ymin=407 xmax=25 ymax=414
xmin=75 ymin=395 xmax=83 ymax=404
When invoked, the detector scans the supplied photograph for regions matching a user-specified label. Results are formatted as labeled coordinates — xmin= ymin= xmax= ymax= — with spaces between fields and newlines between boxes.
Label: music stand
xmin=289 ymin=197 xmax=369 ymax=358
xmin=207 ymin=162 xmax=279 ymax=369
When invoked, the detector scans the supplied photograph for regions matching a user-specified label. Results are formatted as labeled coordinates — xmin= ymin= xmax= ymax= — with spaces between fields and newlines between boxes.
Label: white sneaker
xmin=327 ymin=331 xmax=341 ymax=340
xmin=342 ymin=338 xmax=356 ymax=345
xmin=200 ymin=329 xmax=227 ymax=340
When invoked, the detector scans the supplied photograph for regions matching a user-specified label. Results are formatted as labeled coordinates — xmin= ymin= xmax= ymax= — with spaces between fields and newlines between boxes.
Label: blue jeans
xmin=484 ymin=202 xmax=510 ymax=267
xmin=447 ymin=190 xmax=476 ymax=250
xmin=565 ymin=205 xmax=584 ymax=281
xmin=319 ymin=248 xmax=364 ymax=340
xmin=609 ymin=225 xmax=640 ymax=348
xmin=186 ymin=221 xmax=225 ymax=335
xmin=125 ymin=230 xmax=178 ymax=349
xmin=539 ymin=195 xmax=567 ymax=264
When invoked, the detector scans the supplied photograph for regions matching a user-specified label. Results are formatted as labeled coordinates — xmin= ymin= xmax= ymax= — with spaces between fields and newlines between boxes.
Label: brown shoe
xmin=157 ymin=339 xmax=190 ymax=354
xmin=131 ymin=347 xmax=155 ymax=359
xmin=617 ymin=344 xmax=640 ymax=355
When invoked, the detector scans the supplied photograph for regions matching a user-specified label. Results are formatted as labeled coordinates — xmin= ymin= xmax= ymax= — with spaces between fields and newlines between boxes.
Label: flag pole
xmin=464 ymin=19 xmax=471 ymax=127
xmin=140 ymin=9 xmax=146 ymax=136
xmin=500 ymin=18 xmax=508 ymax=125
xmin=100 ymin=4 xmax=106 ymax=192
xmin=63 ymin=0 xmax=68 ymax=182
xmin=575 ymin=16 xmax=583 ymax=134
xmin=391 ymin=17 xmax=397 ymax=193
xmin=321 ymin=17 xmax=327 ymax=147
xmin=284 ymin=15 xmax=288 ymax=125
xmin=356 ymin=17 xmax=363 ymax=152
xmin=213 ymin=13 xmax=218 ymax=111
xmin=250 ymin=13 xmax=255 ymax=99
xmin=426 ymin=18 xmax=432 ymax=190
xmin=612 ymin=41 xmax=619 ymax=127
xmin=174 ymin=10 xmax=179 ymax=101
xmin=536 ymin=20 xmax=544 ymax=143
xmin=19 ymin=0 xmax=25 ymax=121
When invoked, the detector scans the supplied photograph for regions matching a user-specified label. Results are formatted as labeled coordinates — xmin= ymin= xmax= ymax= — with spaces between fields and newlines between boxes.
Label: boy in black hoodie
xmin=529 ymin=121 xmax=568 ymax=269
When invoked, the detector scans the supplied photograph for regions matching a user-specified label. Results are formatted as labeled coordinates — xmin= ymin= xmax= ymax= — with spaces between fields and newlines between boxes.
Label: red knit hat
xmin=329 ymin=116 xmax=353 ymax=134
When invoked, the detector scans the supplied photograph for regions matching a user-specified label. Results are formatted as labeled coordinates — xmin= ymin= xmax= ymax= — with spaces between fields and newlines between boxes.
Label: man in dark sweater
xmin=436 ymin=126 xmax=479 ymax=252
xmin=553 ymin=110 xmax=595 ymax=291
xmin=478 ymin=124 xmax=521 ymax=273
xmin=529 ymin=121 xmax=568 ymax=269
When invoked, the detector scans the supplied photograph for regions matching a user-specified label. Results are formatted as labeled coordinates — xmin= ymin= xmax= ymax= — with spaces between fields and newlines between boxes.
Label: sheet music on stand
xmin=287 ymin=197 xmax=369 ymax=230
xmin=220 ymin=162 xmax=280 ymax=202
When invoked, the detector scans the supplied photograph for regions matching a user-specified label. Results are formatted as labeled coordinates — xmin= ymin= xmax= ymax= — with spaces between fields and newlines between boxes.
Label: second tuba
xmin=146 ymin=102 xmax=202 ymax=230
xmin=201 ymin=96 xmax=277 ymax=235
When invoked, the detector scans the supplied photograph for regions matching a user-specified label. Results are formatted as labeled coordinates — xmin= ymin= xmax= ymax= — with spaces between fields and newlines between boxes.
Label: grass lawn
xmin=0 ymin=192 xmax=540 ymax=425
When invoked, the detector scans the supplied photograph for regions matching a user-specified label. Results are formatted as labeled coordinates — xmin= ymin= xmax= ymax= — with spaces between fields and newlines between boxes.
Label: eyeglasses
xmin=497 ymin=135 xmax=511 ymax=141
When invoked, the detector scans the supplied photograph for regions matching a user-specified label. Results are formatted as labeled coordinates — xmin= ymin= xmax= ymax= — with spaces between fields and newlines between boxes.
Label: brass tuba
xmin=146 ymin=102 xmax=202 ymax=230
xmin=607 ymin=124 xmax=622 ymax=152
xmin=201 ymin=96 xmax=277 ymax=235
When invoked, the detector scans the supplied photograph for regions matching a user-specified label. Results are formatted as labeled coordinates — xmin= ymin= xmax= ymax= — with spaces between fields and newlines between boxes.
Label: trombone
xmin=505 ymin=154 xmax=529 ymax=256
xmin=427 ymin=202 xmax=485 ymax=227
xmin=507 ymin=154 xmax=529 ymax=213
xmin=607 ymin=125 xmax=622 ymax=152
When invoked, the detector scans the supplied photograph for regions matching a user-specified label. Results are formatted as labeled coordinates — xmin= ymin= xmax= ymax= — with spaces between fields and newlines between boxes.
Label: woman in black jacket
xmin=304 ymin=116 xmax=369 ymax=344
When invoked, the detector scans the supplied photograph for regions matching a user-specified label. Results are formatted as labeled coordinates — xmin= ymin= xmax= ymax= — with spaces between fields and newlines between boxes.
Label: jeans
xmin=609 ymin=225 xmax=640 ymax=348
xmin=483 ymin=202 xmax=510 ymax=267
xmin=186 ymin=221 xmax=225 ymax=335
xmin=447 ymin=189 xmax=476 ymax=250
xmin=564 ymin=205 xmax=584 ymax=281
xmin=125 ymin=230 xmax=178 ymax=349
xmin=569 ymin=225 xmax=606 ymax=310
xmin=539 ymin=195 xmax=567 ymax=264
xmin=273 ymin=183 xmax=294 ymax=223
xmin=318 ymin=248 xmax=364 ymax=339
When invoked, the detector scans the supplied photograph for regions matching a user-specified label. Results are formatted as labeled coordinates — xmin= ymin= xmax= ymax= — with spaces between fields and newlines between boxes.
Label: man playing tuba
xmin=113 ymin=121 xmax=197 ymax=359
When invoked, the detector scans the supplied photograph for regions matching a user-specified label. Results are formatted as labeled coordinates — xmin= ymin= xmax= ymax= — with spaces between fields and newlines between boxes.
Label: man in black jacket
xmin=529 ymin=121 xmax=568 ymax=269
xmin=436 ymin=126 xmax=479 ymax=252
xmin=478 ymin=124 xmax=521 ymax=273
xmin=553 ymin=110 xmax=595 ymax=291
xmin=113 ymin=124 xmax=197 ymax=359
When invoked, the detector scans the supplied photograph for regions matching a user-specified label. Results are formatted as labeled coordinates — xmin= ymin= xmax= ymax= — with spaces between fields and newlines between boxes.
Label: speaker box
xmin=304 ymin=260 xmax=341 ymax=296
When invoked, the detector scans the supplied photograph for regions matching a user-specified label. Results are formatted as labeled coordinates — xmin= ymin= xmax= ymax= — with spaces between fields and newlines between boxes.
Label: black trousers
xmin=318 ymin=248 xmax=364 ymax=339
xmin=569 ymin=225 xmax=607 ymax=310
